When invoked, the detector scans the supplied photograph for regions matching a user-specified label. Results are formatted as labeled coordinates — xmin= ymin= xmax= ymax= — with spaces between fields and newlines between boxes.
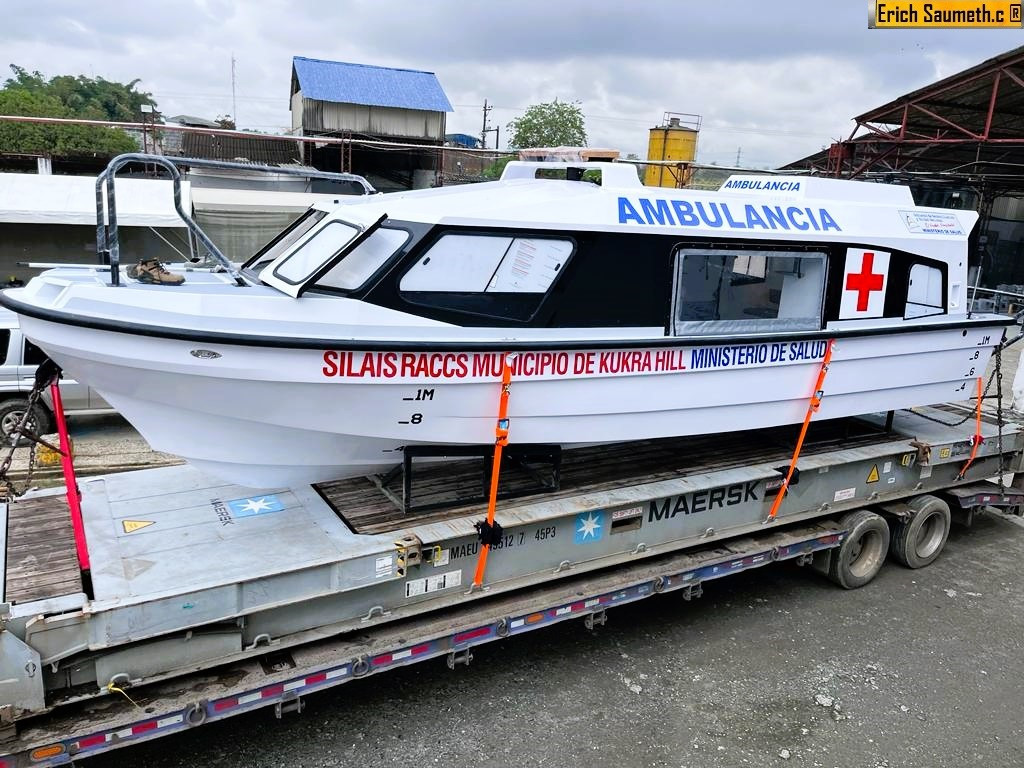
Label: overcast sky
xmin=3 ymin=1 xmax=1021 ymax=167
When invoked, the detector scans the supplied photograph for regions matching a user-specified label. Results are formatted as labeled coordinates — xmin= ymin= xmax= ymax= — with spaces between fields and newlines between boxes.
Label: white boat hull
xmin=21 ymin=316 xmax=1002 ymax=488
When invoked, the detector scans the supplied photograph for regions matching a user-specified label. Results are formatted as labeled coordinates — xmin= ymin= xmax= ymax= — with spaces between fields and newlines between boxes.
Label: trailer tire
xmin=828 ymin=510 xmax=890 ymax=589
xmin=889 ymin=494 xmax=951 ymax=569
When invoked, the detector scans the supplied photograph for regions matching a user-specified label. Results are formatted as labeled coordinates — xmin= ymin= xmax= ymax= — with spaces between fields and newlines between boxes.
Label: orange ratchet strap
xmin=956 ymin=376 xmax=984 ymax=481
xmin=472 ymin=354 xmax=514 ymax=588
xmin=767 ymin=338 xmax=835 ymax=521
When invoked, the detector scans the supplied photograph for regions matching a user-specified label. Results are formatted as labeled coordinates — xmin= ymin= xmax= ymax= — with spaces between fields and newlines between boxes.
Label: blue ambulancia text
xmin=618 ymin=197 xmax=841 ymax=232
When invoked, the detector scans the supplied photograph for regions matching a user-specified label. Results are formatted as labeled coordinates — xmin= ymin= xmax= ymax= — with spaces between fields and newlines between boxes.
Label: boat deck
xmin=316 ymin=418 xmax=895 ymax=535
xmin=2 ymin=495 xmax=83 ymax=604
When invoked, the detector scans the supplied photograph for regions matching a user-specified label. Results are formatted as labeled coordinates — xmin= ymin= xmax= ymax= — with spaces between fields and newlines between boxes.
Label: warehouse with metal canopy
xmin=290 ymin=56 xmax=454 ymax=191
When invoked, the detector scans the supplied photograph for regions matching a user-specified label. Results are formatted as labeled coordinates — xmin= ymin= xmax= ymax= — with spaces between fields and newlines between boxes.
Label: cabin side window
xmin=399 ymin=233 xmax=573 ymax=321
xmin=905 ymin=263 xmax=944 ymax=318
xmin=672 ymin=248 xmax=826 ymax=335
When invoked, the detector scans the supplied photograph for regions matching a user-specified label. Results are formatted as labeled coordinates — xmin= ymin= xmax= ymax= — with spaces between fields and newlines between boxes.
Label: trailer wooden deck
xmin=3 ymin=495 xmax=83 ymax=604
xmin=316 ymin=417 xmax=897 ymax=535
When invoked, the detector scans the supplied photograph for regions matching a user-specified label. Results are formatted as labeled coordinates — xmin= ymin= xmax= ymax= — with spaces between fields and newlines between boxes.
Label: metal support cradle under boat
xmin=93 ymin=152 xmax=378 ymax=288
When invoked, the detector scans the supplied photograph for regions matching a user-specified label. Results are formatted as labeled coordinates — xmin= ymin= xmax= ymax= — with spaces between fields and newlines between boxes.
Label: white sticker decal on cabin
xmin=900 ymin=210 xmax=964 ymax=236
xmin=839 ymin=248 xmax=889 ymax=320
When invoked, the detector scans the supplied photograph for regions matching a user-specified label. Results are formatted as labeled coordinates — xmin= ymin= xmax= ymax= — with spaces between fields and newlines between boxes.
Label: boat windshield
xmin=243 ymin=209 xmax=328 ymax=275
xmin=313 ymin=227 xmax=410 ymax=292
xmin=271 ymin=221 xmax=362 ymax=284
xmin=255 ymin=208 xmax=389 ymax=297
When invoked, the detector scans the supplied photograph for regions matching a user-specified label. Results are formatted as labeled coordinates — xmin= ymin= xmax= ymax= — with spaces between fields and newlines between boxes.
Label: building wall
xmin=300 ymin=99 xmax=445 ymax=141
xmin=292 ymin=90 xmax=304 ymax=132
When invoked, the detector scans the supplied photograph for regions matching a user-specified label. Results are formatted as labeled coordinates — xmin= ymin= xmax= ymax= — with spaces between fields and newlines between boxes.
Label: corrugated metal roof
xmin=177 ymin=133 xmax=302 ymax=165
xmin=292 ymin=56 xmax=453 ymax=113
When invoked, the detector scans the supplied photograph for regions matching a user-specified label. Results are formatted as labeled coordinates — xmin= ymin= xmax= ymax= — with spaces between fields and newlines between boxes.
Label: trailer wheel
xmin=889 ymin=494 xmax=951 ymax=569
xmin=828 ymin=510 xmax=890 ymax=589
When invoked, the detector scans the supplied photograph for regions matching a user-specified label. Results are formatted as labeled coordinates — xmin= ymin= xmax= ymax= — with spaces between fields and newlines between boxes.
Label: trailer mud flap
xmin=0 ymin=630 xmax=45 ymax=717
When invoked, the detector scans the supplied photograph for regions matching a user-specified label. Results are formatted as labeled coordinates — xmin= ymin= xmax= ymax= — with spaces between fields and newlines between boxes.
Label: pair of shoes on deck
xmin=127 ymin=259 xmax=185 ymax=286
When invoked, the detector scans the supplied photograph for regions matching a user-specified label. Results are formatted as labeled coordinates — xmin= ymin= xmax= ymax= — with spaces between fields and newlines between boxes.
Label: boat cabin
xmin=241 ymin=162 xmax=967 ymax=337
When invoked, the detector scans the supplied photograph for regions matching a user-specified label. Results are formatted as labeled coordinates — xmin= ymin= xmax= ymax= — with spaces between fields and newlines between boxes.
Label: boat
xmin=0 ymin=155 xmax=1013 ymax=489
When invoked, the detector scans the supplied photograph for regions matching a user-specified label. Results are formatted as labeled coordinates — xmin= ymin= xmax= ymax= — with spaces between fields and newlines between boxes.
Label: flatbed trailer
xmin=2 ymin=406 xmax=1023 ymax=765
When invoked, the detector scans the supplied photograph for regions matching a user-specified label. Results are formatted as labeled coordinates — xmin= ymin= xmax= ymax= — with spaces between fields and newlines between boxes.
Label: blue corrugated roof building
xmin=291 ymin=57 xmax=453 ymax=113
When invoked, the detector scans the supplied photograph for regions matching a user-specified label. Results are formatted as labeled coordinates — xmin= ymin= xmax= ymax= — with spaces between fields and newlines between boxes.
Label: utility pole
xmin=481 ymin=100 xmax=493 ymax=149
xmin=735 ymin=146 xmax=742 ymax=166
xmin=231 ymin=53 xmax=238 ymax=128
xmin=479 ymin=100 xmax=499 ymax=150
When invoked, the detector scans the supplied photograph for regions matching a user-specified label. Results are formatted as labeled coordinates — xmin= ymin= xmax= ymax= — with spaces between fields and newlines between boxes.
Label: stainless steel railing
xmin=94 ymin=153 xmax=377 ymax=287
xmin=95 ymin=153 xmax=243 ymax=286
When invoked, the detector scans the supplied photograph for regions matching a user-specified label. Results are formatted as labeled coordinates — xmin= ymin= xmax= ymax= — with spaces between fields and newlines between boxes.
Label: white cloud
xmin=1 ymin=1 xmax=1019 ymax=166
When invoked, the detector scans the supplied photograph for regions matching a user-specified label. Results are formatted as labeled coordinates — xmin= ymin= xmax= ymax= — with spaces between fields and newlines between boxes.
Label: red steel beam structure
xmin=790 ymin=46 xmax=1024 ymax=189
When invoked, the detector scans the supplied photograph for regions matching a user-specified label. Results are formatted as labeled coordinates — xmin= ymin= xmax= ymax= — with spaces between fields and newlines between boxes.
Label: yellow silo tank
xmin=645 ymin=113 xmax=700 ymax=188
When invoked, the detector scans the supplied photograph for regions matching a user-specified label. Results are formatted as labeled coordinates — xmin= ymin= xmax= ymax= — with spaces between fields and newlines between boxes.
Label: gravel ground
xmin=4 ymin=413 xmax=180 ymax=489
xmin=76 ymin=510 xmax=1024 ymax=768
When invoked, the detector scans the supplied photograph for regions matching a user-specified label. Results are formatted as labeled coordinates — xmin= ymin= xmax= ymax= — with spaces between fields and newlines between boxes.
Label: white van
xmin=0 ymin=309 xmax=115 ymax=441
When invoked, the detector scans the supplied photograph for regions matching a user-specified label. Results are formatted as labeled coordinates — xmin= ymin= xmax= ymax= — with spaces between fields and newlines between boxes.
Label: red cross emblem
xmin=845 ymin=251 xmax=885 ymax=312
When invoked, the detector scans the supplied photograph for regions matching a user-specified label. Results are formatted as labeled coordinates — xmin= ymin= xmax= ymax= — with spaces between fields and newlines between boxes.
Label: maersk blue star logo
xmin=227 ymin=494 xmax=285 ymax=518
xmin=574 ymin=510 xmax=604 ymax=544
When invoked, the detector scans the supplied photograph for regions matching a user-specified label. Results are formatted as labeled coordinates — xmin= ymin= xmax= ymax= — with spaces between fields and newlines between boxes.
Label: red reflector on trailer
xmin=213 ymin=697 xmax=238 ymax=712
xmin=78 ymin=733 xmax=107 ymax=748
xmin=261 ymin=684 xmax=284 ymax=698
xmin=454 ymin=627 xmax=490 ymax=643
xmin=306 ymin=672 xmax=328 ymax=684
xmin=131 ymin=721 xmax=158 ymax=735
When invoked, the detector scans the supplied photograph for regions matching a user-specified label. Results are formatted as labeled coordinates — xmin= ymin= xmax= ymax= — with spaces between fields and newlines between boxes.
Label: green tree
xmin=481 ymin=155 xmax=515 ymax=179
xmin=0 ymin=65 xmax=153 ymax=155
xmin=506 ymin=99 xmax=587 ymax=149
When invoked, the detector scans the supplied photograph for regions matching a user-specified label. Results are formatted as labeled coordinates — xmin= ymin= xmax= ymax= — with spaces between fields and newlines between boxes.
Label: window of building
xmin=905 ymin=263 xmax=944 ymax=318
xmin=672 ymin=248 xmax=826 ymax=335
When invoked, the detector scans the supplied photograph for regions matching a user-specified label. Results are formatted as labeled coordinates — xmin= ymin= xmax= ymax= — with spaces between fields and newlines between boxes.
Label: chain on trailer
xmin=0 ymin=358 xmax=64 ymax=500
xmin=910 ymin=333 xmax=1014 ymax=492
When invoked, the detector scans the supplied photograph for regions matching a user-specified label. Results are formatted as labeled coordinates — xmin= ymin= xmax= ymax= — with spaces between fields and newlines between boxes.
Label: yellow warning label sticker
xmin=939 ymin=447 xmax=952 ymax=459
xmin=122 ymin=520 xmax=155 ymax=534
xmin=866 ymin=465 xmax=880 ymax=484
xmin=901 ymin=453 xmax=914 ymax=467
